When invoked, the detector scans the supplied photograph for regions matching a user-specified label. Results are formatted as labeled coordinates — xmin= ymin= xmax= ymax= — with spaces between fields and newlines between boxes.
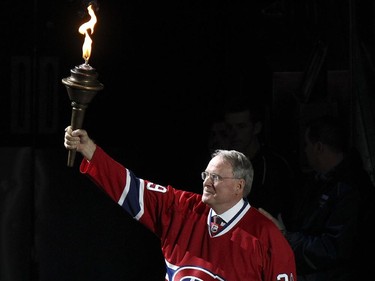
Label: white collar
xmin=211 ymin=199 xmax=245 ymax=223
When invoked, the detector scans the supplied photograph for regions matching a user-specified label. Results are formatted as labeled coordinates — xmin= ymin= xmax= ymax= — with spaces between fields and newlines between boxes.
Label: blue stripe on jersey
xmin=120 ymin=170 xmax=144 ymax=219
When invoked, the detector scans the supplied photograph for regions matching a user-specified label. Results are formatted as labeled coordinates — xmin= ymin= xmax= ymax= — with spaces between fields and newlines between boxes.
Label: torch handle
xmin=67 ymin=102 xmax=87 ymax=167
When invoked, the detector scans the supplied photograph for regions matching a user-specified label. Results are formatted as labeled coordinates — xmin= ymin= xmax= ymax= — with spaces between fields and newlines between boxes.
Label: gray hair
xmin=211 ymin=149 xmax=254 ymax=197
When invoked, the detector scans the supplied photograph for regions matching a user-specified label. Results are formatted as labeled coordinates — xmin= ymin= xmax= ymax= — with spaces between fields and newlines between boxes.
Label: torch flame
xmin=78 ymin=4 xmax=97 ymax=63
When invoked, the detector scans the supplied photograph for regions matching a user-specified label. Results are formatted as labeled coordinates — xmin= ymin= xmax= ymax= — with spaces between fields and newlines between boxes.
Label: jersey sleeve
xmin=79 ymin=145 xmax=201 ymax=237
xmin=80 ymin=145 xmax=128 ymax=202
xmin=251 ymin=209 xmax=297 ymax=281
xmin=265 ymin=228 xmax=297 ymax=281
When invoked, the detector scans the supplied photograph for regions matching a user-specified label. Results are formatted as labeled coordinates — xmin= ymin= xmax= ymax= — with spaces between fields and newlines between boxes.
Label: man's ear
xmin=254 ymin=121 xmax=263 ymax=136
xmin=237 ymin=179 xmax=245 ymax=194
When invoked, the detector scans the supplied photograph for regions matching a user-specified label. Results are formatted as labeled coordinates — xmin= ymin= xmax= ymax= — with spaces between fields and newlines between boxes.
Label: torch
xmin=62 ymin=3 xmax=104 ymax=167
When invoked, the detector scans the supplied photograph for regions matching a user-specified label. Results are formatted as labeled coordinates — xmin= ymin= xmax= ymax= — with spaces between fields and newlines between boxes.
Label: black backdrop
xmin=1 ymin=0 xmax=375 ymax=280
xmin=0 ymin=147 xmax=165 ymax=280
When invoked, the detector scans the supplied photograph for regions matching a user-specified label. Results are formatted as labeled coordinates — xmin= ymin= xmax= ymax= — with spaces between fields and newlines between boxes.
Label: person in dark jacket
xmin=260 ymin=114 xmax=375 ymax=281
xmin=223 ymin=98 xmax=300 ymax=224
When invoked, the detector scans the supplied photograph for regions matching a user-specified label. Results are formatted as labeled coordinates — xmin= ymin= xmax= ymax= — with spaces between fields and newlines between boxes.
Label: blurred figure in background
xmin=207 ymin=118 xmax=230 ymax=154
xmin=223 ymin=96 xmax=300 ymax=225
xmin=260 ymin=114 xmax=375 ymax=281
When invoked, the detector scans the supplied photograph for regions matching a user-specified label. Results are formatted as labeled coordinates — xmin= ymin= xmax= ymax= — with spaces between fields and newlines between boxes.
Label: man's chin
xmin=202 ymin=193 xmax=214 ymax=204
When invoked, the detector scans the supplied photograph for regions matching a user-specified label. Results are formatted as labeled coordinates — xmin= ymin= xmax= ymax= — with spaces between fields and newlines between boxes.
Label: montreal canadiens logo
xmin=172 ymin=266 xmax=225 ymax=281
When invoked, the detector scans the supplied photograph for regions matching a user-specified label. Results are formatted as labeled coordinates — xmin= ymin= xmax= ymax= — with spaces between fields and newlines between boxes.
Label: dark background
xmin=1 ymin=0 xmax=375 ymax=280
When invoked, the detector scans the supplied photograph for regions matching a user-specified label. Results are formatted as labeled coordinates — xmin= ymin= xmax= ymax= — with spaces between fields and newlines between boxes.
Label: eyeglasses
xmin=201 ymin=171 xmax=239 ymax=183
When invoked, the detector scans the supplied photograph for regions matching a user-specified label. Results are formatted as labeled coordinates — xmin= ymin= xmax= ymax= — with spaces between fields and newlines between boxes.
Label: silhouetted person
xmin=260 ymin=114 xmax=375 ymax=281
xmin=223 ymin=97 xmax=300 ymax=224
xmin=207 ymin=118 xmax=230 ymax=154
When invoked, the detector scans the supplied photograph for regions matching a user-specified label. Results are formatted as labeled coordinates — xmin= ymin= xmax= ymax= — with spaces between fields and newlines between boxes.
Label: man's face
xmin=202 ymin=155 xmax=241 ymax=213
xmin=208 ymin=121 xmax=229 ymax=152
xmin=224 ymin=110 xmax=256 ymax=152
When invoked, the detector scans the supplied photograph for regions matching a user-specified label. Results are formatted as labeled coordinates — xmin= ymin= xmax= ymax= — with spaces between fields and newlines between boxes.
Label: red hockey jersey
xmin=80 ymin=146 xmax=297 ymax=281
